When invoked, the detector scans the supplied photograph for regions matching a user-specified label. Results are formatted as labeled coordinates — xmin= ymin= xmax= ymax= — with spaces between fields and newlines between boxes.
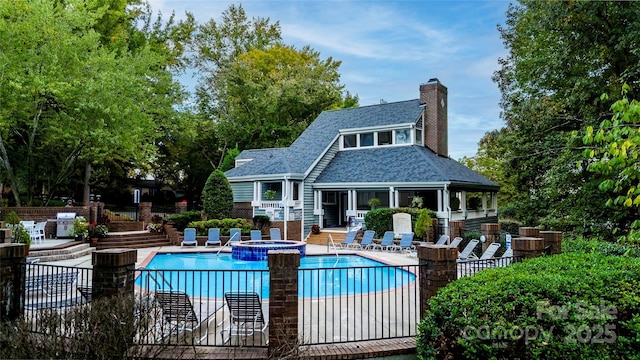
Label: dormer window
xmin=395 ymin=129 xmax=411 ymax=144
xmin=378 ymin=131 xmax=392 ymax=145
xmin=360 ymin=132 xmax=374 ymax=147
xmin=343 ymin=134 xmax=357 ymax=148
xmin=340 ymin=127 xmax=413 ymax=150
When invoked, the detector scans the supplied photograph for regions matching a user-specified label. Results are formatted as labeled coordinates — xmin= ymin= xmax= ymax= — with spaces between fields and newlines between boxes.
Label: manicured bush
xmin=201 ymin=169 xmax=233 ymax=219
xmin=416 ymin=253 xmax=640 ymax=359
xmin=165 ymin=211 xmax=201 ymax=231
xmin=187 ymin=218 xmax=252 ymax=236
xmin=364 ymin=207 xmax=435 ymax=238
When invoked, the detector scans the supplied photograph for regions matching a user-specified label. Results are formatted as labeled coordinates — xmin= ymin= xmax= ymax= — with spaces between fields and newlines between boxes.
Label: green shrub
xmin=417 ymin=253 xmax=640 ymax=359
xmin=364 ymin=207 xmax=436 ymax=238
xmin=187 ymin=218 xmax=252 ymax=236
xmin=201 ymin=169 xmax=233 ymax=219
xmin=414 ymin=209 xmax=432 ymax=240
xmin=563 ymin=236 xmax=640 ymax=258
xmin=165 ymin=211 xmax=201 ymax=231
xmin=499 ymin=218 xmax=522 ymax=235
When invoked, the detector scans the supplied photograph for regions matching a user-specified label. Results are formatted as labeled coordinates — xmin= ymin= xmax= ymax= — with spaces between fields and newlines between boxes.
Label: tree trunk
xmin=83 ymin=163 xmax=91 ymax=205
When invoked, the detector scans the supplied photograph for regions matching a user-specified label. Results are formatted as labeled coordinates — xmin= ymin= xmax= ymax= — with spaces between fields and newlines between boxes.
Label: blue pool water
xmin=135 ymin=253 xmax=415 ymax=299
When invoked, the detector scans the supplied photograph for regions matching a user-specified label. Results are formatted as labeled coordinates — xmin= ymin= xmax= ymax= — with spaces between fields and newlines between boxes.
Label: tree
xmin=491 ymin=1 xmax=640 ymax=232
xmin=0 ymin=0 xmax=192 ymax=206
xmin=201 ymin=169 xmax=233 ymax=219
xmin=582 ymin=87 xmax=640 ymax=242
xmin=217 ymin=44 xmax=344 ymax=149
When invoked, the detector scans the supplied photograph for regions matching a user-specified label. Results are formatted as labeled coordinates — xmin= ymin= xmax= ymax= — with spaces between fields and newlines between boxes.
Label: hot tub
xmin=231 ymin=240 xmax=307 ymax=261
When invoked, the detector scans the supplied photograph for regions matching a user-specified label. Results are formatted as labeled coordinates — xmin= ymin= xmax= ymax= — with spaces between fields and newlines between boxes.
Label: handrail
xmin=136 ymin=266 xmax=173 ymax=291
xmin=216 ymin=231 xmax=240 ymax=256
xmin=326 ymin=234 xmax=339 ymax=258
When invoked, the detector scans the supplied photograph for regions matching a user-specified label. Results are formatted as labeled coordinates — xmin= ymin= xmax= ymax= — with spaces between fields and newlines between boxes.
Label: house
xmin=225 ymin=78 xmax=499 ymax=240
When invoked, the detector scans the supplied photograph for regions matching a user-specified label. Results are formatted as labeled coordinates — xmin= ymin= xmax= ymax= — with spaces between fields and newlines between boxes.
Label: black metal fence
xmin=457 ymin=256 xmax=522 ymax=278
xmin=23 ymin=263 xmax=93 ymax=332
xmin=299 ymin=264 xmax=420 ymax=344
xmin=20 ymin=254 xmax=521 ymax=349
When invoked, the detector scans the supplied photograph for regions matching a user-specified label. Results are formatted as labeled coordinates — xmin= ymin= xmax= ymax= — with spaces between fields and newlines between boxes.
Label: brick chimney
xmin=419 ymin=78 xmax=448 ymax=157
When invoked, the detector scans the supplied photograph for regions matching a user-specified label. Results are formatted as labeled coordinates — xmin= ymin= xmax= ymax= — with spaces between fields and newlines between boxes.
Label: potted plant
xmin=14 ymin=224 xmax=31 ymax=255
xmin=311 ymin=224 xmax=321 ymax=234
xmin=368 ymin=198 xmax=381 ymax=209
xmin=88 ymin=223 xmax=108 ymax=245
xmin=72 ymin=216 xmax=88 ymax=241
xmin=264 ymin=189 xmax=277 ymax=200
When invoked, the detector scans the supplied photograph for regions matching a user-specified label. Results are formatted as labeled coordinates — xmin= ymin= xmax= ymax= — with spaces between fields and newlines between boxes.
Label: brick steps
xmin=29 ymin=243 xmax=95 ymax=262
xmin=95 ymin=231 xmax=171 ymax=250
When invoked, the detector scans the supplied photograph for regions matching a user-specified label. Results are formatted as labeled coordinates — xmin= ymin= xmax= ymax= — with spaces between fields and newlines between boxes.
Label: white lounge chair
xmin=457 ymin=239 xmax=480 ymax=261
xmin=435 ymin=235 xmax=450 ymax=245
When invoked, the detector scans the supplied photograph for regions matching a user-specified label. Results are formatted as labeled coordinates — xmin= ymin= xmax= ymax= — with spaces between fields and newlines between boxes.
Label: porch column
xmin=388 ymin=187 xmax=395 ymax=208
xmin=460 ymin=191 xmax=467 ymax=218
xmin=437 ymin=190 xmax=443 ymax=212
xmin=482 ymin=192 xmax=488 ymax=216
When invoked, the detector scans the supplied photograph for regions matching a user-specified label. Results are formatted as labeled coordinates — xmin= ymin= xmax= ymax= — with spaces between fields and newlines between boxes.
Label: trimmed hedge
xmin=165 ymin=211 xmax=201 ymax=231
xmin=187 ymin=218 xmax=252 ymax=236
xmin=417 ymin=253 xmax=640 ymax=359
xmin=364 ymin=207 xmax=436 ymax=240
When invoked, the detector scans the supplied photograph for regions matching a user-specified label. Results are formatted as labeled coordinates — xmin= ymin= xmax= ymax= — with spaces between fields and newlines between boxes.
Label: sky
xmin=147 ymin=0 xmax=513 ymax=160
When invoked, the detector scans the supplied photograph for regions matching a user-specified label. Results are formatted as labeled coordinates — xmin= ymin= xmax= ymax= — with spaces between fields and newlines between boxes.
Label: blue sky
xmin=148 ymin=0 xmax=512 ymax=159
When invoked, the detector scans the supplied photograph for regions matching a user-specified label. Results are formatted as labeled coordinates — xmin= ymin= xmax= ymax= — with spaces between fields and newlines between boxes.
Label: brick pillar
xmin=0 ymin=244 xmax=26 ymax=321
xmin=511 ymin=237 xmax=545 ymax=259
xmin=540 ymin=231 xmax=563 ymax=255
xmin=418 ymin=244 xmax=458 ymax=317
xmin=175 ymin=201 xmax=187 ymax=214
xmin=519 ymin=227 xmax=540 ymax=237
xmin=0 ymin=228 xmax=12 ymax=243
xmin=91 ymin=249 xmax=137 ymax=300
xmin=139 ymin=202 xmax=152 ymax=223
xmin=268 ymin=250 xmax=300 ymax=357
xmin=481 ymin=223 xmax=501 ymax=252
xmin=449 ymin=220 xmax=465 ymax=239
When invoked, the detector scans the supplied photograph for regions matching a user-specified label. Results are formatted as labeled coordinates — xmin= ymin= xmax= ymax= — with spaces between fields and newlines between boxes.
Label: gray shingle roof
xmin=226 ymin=99 xmax=423 ymax=178
xmin=314 ymin=146 xmax=499 ymax=188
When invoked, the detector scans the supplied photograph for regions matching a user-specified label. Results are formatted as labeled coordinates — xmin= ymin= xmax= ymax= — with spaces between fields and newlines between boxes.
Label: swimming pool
xmin=135 ymin=253 xmax=415 ymax=299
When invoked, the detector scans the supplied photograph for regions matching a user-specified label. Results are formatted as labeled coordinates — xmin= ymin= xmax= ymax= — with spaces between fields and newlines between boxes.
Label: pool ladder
xmin=216 ymin=231 xmax=240 ymax=256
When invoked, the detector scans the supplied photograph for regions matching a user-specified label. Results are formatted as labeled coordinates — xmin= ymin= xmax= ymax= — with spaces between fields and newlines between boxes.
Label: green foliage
xmin=563 ymin=236 xmax=640 ymax=258
xmin=582 ymin=89 xmax=640 ymax=243
xmin=417 ymin=253 xmax=640 ymax=359
xmin=201 ymin=170 xmax=233 ymax=219
xmin=450 ymin=197 xmax=460 ymax=211
xmin=368 ymin=198 xmax=381 ymax=209
xmin=252 ymin=215 xmax=271 ymax=231
xmin=499 ymin=218 xmax=522 ymax=235
xmin=13 ymin=225 xmax=31 ymax=246
xmin=165 ymin=211 xmax=202 ymax=231
xmin=187 ymin=218 xmax=252 ymax=236
xmin=414 ymin=209 xmax=432 ymax=240
xmin=0 ymin=294 xmax=183 ymax=359
xmin=364 ymin=208 xmax=435 ymax=239
xmin=491 ymin=1 xmax=640 ymax=238
xmin=219 ymin=144 xmax=240 ymax=172
xmin=3 ymin=211 xmax=20 ymax=226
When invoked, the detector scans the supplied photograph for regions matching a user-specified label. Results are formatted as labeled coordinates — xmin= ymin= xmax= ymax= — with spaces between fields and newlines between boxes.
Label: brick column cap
xmin=417 ymin=244 xmax=457 ymax=261
xmin=92 ymin=248 xmax=138 ymax=267
xmin=268 ymin=250 xmax=300 ymax=268
xmin=0 ymin=243 xmax=26 ymax=258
